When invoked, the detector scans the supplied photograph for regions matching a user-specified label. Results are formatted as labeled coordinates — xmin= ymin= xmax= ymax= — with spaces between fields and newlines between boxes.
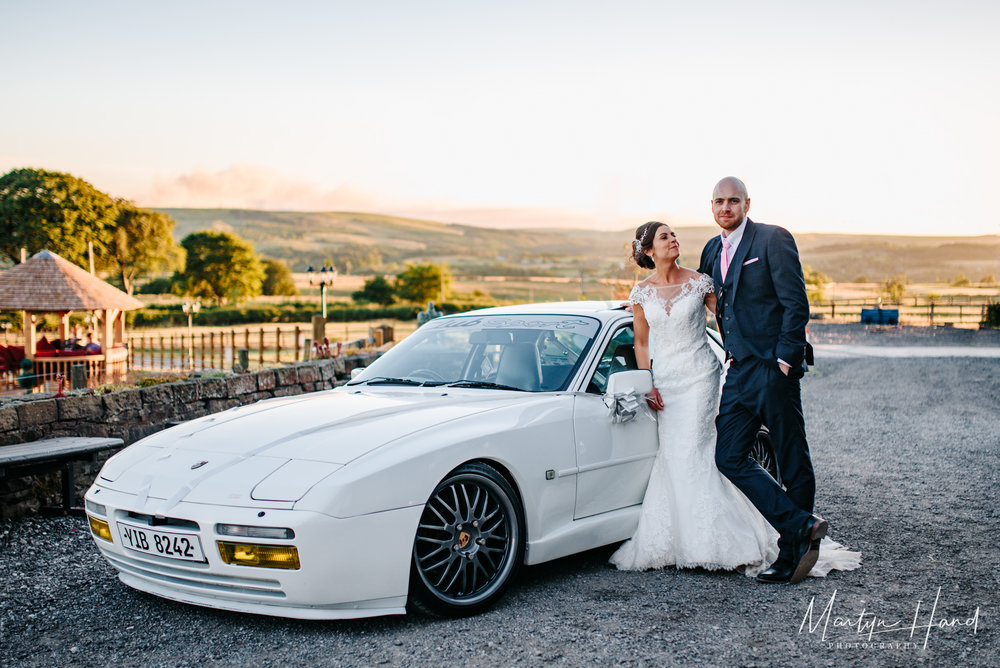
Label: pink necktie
xmin=720 ymin=237 xmax=732 ymax=281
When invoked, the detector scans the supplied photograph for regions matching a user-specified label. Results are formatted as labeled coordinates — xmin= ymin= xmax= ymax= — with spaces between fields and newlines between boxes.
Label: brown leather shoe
xmin=789 ymin=516 xmax=828 ymax=584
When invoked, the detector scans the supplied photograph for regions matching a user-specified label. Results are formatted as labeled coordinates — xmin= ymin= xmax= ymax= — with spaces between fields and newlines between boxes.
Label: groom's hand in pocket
xmin=646 ymin=387 xmax=664 ymax=411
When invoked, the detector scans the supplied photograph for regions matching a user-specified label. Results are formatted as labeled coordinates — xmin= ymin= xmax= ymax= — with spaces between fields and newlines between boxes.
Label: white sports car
xmin=85 ymin=302 xmax=778 ymax=619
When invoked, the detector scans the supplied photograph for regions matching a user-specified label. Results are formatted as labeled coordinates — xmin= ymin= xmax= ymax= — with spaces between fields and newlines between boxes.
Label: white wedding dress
xmin=610 ymin=274 xmax=861 ymax=577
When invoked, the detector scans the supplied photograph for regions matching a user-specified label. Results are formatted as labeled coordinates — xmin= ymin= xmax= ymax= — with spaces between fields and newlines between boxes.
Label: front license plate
xmin=117 ymin=521 xmax=206 ymax=562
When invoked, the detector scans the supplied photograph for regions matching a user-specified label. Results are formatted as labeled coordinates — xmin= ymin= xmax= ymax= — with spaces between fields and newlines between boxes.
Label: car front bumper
xmin=84 ymin=484 xmax=422 ymax=620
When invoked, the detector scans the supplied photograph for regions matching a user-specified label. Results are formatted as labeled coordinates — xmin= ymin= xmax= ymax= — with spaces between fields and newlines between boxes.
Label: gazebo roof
xmin=0 ymin=250 xmax=144 ymax=312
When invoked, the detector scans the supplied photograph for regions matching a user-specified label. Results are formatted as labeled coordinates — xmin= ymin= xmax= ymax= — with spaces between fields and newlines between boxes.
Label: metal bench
xmin=0 ymin=436 xmax=124 ymax=513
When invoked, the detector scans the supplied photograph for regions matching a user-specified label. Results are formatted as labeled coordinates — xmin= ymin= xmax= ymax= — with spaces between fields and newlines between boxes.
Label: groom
xmin=698 ymin=176 xmax=827 ymax=584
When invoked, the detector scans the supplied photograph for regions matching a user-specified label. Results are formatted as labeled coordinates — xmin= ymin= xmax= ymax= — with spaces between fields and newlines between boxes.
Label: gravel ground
xmin=1 ymin=340 xmax=997 ymax=666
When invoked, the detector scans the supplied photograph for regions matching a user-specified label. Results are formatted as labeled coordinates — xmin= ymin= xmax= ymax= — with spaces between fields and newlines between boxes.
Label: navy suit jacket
xmin=698 ymin=218 xmax=810 ymax=373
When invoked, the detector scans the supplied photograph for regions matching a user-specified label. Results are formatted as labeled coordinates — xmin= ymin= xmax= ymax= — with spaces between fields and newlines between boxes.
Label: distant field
xmin=158 ymin=207 xmax=1000 ymax=284
xmin=280 ymin=274 xmax=996 ymax=307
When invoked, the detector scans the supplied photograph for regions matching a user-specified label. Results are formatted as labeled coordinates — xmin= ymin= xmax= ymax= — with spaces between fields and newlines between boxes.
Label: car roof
xmin=443 ymin=301 xmax=630 ymax=325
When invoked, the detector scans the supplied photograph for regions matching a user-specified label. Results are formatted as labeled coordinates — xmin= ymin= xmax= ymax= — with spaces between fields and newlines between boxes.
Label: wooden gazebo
xmin=0 ymin=250 xmax=143 ymax=383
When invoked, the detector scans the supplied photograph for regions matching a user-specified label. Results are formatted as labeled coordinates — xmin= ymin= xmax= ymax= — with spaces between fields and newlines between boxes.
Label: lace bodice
xmin=630 ymin=274 xmax=720 ymax=390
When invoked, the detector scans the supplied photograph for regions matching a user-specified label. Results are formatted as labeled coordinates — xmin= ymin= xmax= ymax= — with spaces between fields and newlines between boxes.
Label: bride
xmin=610 ymin=221 xmax=860 ymax=577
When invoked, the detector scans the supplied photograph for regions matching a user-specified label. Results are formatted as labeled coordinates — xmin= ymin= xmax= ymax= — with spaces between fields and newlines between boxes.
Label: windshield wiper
xmin=445 ymin=380 xmax=526 ymax=391
xmin=349 ymin=376 xmax=427 ymax=386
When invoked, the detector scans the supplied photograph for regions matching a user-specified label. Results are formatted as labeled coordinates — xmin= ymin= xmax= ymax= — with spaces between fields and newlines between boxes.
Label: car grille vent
xmin=125 ymin=511 xmax=200 ymax=531
xmin=105 ymin=552 xmax=285 ymax=599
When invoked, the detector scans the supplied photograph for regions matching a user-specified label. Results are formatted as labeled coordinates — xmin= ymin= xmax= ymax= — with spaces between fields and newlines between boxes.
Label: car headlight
xmin=217 ymin=542 xmax=300 ymax=569
xmin=85 ymin=499 xmax=107 ymax=516
xmin=215 ymin=524 xmax=295 ymax=539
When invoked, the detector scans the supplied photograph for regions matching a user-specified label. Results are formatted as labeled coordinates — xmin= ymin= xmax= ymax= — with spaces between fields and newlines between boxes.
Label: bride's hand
xmin=646 ymin=387 xmax=664 ymax=411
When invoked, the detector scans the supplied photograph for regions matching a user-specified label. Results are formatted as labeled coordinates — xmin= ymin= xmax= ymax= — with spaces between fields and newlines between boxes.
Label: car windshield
xmin=347 ymin=314 xmax=602 ymax=392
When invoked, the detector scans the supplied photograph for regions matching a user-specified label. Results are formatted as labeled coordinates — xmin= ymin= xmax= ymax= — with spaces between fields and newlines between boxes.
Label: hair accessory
xmin=632 ymin=239 xmax=641 ymax=253
xmin=636 ymin=223 xmax=657 ymax=249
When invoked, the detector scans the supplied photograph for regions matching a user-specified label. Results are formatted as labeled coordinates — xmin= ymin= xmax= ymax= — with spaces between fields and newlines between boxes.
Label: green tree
xmin=352 ymin=275 xmax=396 ymax=305
xmin=262 ymin=259 xmax=299 ymax=296
xmin=175 ymin=231 xmax=265 ymax=304
xmin=107 ymin=200 xmax=185 ymax=295
xmin=951 ymin=273 xmax=971 ymax=287
xmin=394 ymin=263 xmax=452 ymax=304
xmin=0 ymin=168 xmax=117 ymax=266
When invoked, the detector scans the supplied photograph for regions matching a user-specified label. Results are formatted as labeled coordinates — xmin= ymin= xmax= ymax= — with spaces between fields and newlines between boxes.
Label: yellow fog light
xmin=217 ymin=541 xmax=300 ymax=570
xmin=88 ymin=515 xmax=113 ymax=542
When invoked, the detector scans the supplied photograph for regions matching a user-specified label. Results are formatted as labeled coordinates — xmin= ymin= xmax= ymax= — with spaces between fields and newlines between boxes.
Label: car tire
xmin=750 ymin=426 xmax=783 ymax=486
xmin=408 ymin=462 xmax=525 ymax=617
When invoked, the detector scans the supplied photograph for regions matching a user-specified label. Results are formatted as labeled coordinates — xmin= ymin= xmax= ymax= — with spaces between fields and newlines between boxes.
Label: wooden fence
xmin=811 ymin=298 xmax=994 ymax=327
xmin=128 ymin=322 xmax=399 ymax=372
xmin=130 ymin=327 xmax=301 ymax=372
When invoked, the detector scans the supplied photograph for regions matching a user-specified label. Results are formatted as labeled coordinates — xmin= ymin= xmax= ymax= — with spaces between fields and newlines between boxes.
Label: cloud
xmin=136 ymin=164 xmax=688 ymax=231
xmin=400 ymin=206 xmax=610 ymax=230
xmin=140 ymin=165 xmax=383 ymax=212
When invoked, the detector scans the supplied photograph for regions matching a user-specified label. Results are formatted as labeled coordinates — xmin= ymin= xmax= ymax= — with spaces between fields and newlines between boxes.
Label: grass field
xmin=284 ymin=274 xmax=996 ymax=309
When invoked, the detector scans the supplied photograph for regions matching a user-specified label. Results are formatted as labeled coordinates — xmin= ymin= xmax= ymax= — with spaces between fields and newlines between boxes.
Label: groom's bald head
xmin=713 ymin=176 xmax=748 ymax=201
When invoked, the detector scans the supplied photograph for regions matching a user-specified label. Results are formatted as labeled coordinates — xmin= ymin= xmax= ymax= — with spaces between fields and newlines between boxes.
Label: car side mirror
xmin=350 ymin=367 xmax=365 ymax=380
xmin=605 ymin=369 xmax=652 ymax=397
xmin=603 ymin=370 xmax=653 ymax=424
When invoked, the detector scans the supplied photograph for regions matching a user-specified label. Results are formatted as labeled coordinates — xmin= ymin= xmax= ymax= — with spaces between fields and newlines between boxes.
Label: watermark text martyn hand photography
xmin=799 ymin=588 xmax=980 ymax=650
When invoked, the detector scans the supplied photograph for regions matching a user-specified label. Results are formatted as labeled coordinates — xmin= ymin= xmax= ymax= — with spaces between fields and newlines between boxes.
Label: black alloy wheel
xmin=750 ymin=426 xmax=783 ymax=486
xmin=409 ymin=462 xmax=525 ymax=617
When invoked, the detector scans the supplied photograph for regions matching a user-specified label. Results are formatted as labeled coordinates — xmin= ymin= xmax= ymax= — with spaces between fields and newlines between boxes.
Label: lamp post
xmin=307 ymin=264 xmax=337 ymax=319
xmin=182 ymin=301 xmax=200 ymax=370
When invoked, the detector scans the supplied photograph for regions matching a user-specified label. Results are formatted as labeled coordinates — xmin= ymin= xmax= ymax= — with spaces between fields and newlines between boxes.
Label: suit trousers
xmin=715 ymin=357 xmax=815 ymax=557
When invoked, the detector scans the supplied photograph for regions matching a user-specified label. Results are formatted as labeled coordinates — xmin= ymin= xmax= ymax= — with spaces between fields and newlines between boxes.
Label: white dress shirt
xmin=721 ymin=217 xmax=748 ymax=266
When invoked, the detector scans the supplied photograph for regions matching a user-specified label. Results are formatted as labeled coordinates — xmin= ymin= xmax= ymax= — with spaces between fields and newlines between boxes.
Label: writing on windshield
xmin=425 ymin=316 xmax=600 ymax=337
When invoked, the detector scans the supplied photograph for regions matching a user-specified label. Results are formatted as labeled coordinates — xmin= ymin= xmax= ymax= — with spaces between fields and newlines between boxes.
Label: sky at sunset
xmin=2 ymin=1 xmax=997 ymax=235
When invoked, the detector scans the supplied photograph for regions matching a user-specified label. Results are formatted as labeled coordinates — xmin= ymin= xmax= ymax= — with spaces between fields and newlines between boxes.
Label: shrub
xmin=982 ymin=303 xmax=1000 ymax=329
xmin=138 ymin=277 xmax=175 ymax=294
xmin=882 ymin=275 xmax=907 ymax=303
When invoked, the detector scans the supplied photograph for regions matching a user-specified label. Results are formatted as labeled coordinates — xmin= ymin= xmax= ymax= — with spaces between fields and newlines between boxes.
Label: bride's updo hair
xmin=632 ymin=221 xmax=665 ymax=270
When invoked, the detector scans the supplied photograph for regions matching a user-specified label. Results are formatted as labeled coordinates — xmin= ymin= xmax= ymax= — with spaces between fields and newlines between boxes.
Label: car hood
xmin=96 ymin=388 xmax=525 ymax=510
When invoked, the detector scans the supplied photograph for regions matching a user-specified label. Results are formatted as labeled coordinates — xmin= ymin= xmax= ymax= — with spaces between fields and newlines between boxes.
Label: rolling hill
xmin=157 ymin=209 xmax=1000 ymax=284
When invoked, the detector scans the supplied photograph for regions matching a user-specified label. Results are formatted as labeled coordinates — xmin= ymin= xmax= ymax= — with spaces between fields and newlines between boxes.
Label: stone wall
xmin=0 ymin=353 xmax=377 ymax=517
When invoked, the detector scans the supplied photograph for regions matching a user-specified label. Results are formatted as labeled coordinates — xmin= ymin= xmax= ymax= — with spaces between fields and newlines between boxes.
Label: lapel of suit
xmin=710 ymin=237 xmax=723 ymax=288
xmin=728 ymin=218 xmax=757 ymax=303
